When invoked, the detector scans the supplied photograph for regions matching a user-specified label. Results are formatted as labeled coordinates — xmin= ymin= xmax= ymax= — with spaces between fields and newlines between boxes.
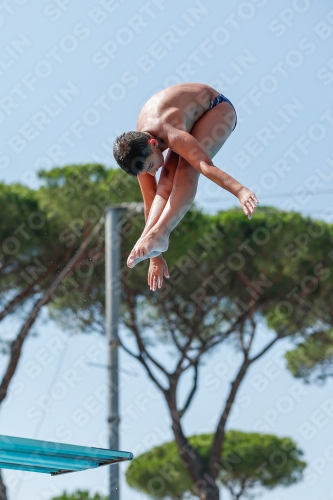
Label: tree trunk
xmin=166 ymin=392 xmax=220 ymax=500
xmin=0 ymin=471 xmax=8 ymax=500
xmin=196 ymin=481 xmax=220 ymax=500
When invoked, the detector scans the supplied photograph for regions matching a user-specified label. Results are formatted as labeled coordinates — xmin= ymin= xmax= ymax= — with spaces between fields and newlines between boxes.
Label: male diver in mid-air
xmin=113 ymin=83 xmax=259 ymax=291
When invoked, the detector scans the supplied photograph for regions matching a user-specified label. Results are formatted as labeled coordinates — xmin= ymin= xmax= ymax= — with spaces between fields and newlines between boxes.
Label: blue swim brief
xmin=209 ymin=93 xmax=237 ymax=130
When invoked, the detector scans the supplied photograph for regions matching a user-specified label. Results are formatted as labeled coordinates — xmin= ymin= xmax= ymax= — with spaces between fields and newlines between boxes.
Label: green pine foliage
xmin=51 ymin=491 xmax=107 ymax=500
xmin=286 ymin=329 xmax=333 ymax=382
xmin=126 ymin=431 xmax=306 ymax=500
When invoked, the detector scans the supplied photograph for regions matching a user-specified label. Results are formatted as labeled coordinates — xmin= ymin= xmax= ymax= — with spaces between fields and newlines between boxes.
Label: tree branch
xmin=245 ymin=314 xmax=256 ymax=353
xmin=209 ymin=292 xmax=320 ymax=480
xmin=0 ymin=277 xmax=40 ymax=322
xmin=0 ymin=217 xmax=104 ymax=405
xmin=174 ymin=329 xmax=198 ymax=376
xmin=117 ymin=334 xmax=166 ymax=393
xmin=160 ymin=301 xmax=184 ymax=353
xmin=249 ymin=298 xmax=318 ymax=364
xmin=179 ymin=363 xmax=198 ymax=418
xmin=0 ymin=260 xmax=57 ymax=322
xmin=209 ymin=354 xmax=250 ymax=478
xmin=125 ymin=290 xmax=171 ymax=378
xmin=249 ymin=335 xmax=281 ymax=364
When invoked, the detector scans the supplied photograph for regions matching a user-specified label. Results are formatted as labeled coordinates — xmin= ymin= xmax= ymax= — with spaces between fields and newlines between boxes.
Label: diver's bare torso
xmin=136 ymin=83 xmax=219 ymax=147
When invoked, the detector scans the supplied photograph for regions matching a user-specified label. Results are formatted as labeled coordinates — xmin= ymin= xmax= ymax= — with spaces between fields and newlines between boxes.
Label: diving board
xmin=0 ymin=435 xmax=133 ymax=476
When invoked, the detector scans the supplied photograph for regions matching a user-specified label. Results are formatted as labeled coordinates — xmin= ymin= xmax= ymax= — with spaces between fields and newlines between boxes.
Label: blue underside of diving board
xmin=0 ymin=435 xmax=134 ymax=476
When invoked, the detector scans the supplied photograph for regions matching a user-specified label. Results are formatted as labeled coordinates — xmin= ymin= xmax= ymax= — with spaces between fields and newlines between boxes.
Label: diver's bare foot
xmin=127 ymin=231 xmax=169 ymax=268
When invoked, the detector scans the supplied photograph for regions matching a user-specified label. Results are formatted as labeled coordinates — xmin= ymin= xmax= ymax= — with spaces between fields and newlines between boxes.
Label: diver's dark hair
xmin=113 ymin=131 xmax=152 ymax=176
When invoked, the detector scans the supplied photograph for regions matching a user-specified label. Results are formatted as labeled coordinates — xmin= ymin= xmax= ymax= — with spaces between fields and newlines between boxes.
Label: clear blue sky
xmin=1 ymin=0 xmax=333 ymax=499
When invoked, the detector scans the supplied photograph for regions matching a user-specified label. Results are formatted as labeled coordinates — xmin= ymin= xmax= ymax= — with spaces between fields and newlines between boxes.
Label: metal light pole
xmin=105 ymin=203 xmax=143 ymax=500
xmin=105 ymin=206 xmax=125 ymax=500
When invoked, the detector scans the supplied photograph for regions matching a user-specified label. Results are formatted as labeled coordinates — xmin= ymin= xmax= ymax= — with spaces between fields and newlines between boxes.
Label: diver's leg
xmin=127 ymin=102 xmax=236 ymax=268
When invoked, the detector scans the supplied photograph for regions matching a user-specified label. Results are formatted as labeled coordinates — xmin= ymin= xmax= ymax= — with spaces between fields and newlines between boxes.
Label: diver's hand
xmin=237 ymin=187 xmax=259 ymax=219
